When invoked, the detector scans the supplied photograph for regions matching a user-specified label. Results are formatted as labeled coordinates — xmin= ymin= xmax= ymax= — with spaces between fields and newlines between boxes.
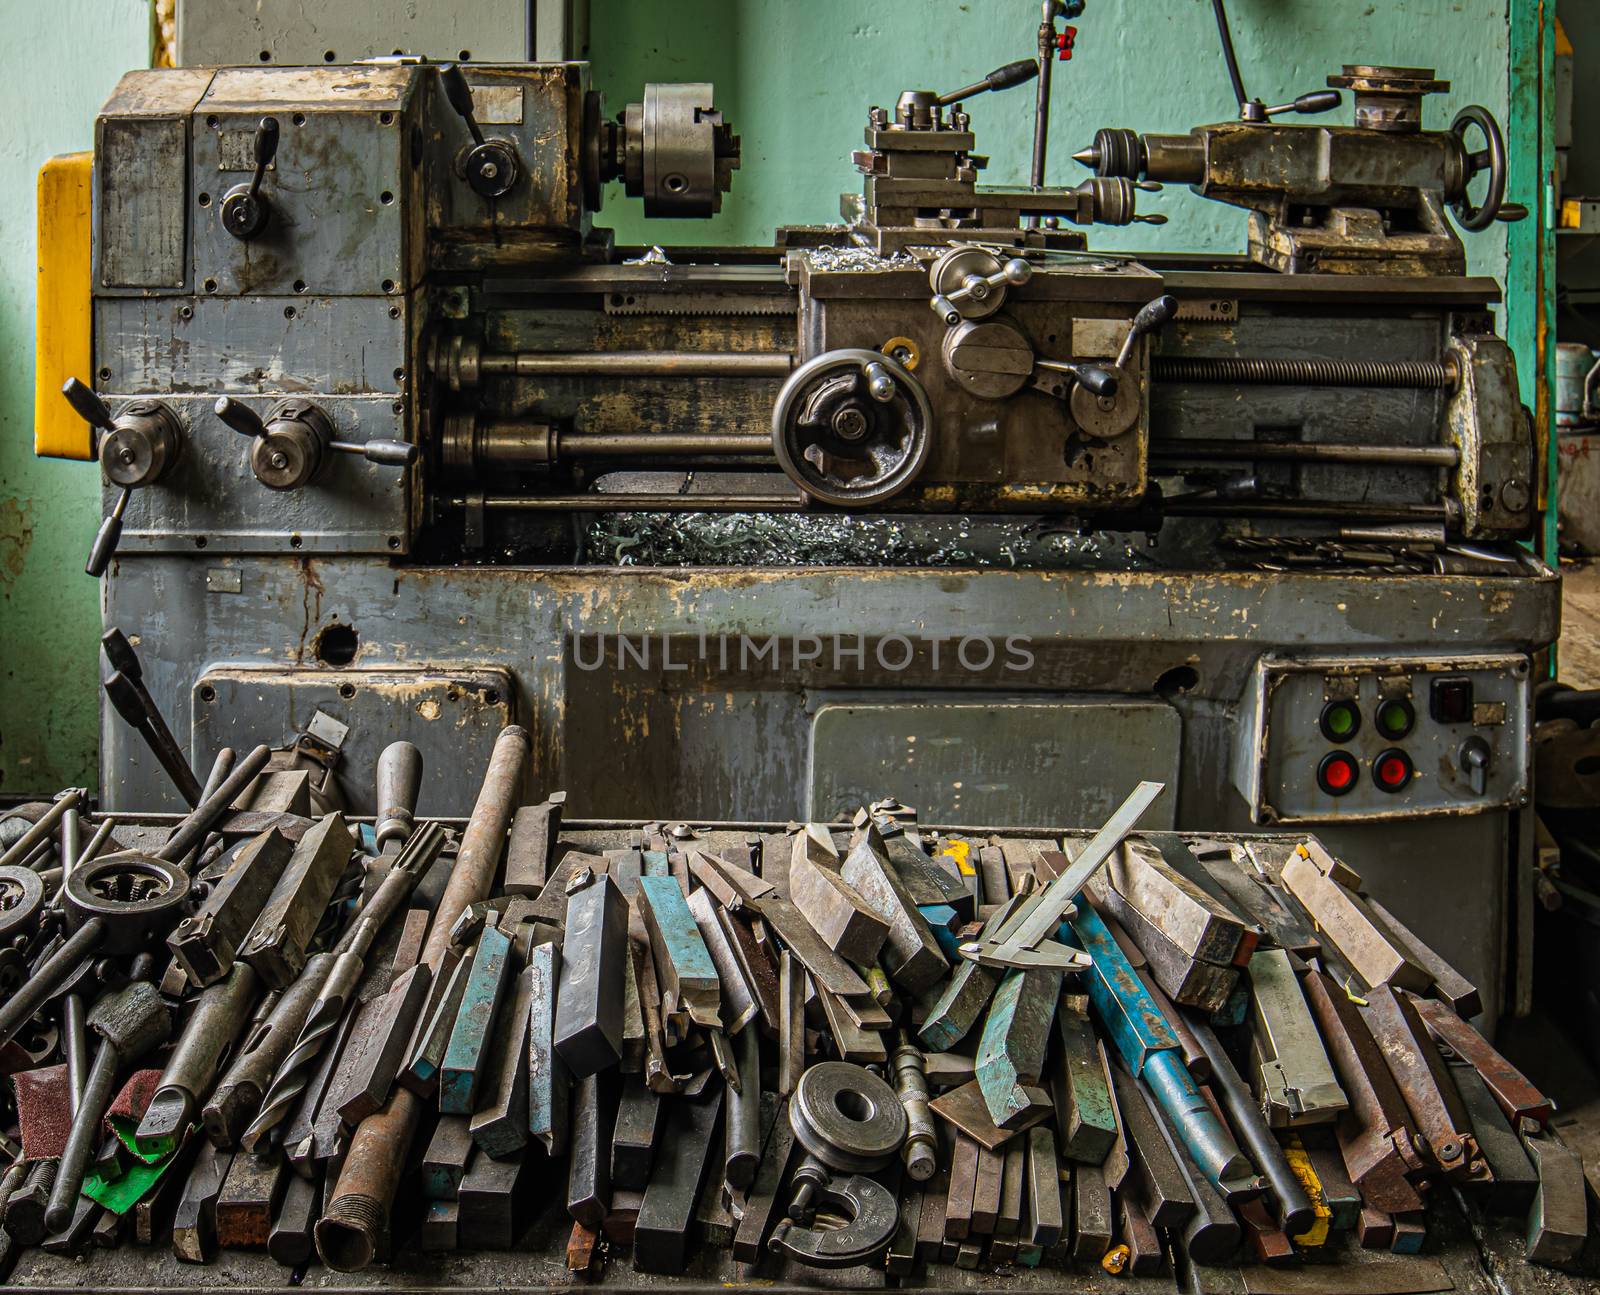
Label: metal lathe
xmin=33 ymin=9 xmax=1554 ymax=1028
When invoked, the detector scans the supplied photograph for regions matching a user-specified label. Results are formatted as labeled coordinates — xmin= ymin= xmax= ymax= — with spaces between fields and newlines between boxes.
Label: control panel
xmin=1232 ymin=654 xmax=1531 ymax=824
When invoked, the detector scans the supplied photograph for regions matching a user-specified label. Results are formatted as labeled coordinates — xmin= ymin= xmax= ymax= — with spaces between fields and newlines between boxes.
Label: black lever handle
xmin=101 ymin=627 xmax=141 ymax=682
xmin=103 ymin=670 xmax=149 ymax=730
xmin=937 ymin=59 xmax=1039 ymax=106
xmin=103 ymin=661 xmax=204 ymax=807
xmin=1071 ymin=365 xmax=1118 ymax=398
xmin=1246 ymin=89 xmax=1342 ymax=123
xmin=250 ymin=116 xmax=280 ymax=198
xmin=1285 ymin=90 xmax=1342 ymax=115
xmin=438 ymin=64 xmax=519 ymax=198
xmin=439 ymin=64 xmax=485 ymax=145
xmin=87 ymin=488 xmax=130 ymax=578
xmin=221 ymin=117 xmax=280 ymax=239
xmin=214 ymin=396 xmax=268 ymax=440
xmin=62 ymin=378 xmax=115 ymax=434
xmin=67 ymin=381 xmax=129 ymax=577
xmin=1116 ymin=294 xmax=1179 ymax=369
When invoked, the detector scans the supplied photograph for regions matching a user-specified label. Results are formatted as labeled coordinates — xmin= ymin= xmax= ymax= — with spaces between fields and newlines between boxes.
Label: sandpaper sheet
xmin=12 ymin=1063 xmax=71 ymax=1160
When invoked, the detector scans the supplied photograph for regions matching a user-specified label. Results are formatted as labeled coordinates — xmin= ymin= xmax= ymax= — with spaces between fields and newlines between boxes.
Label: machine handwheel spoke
xmin=772 ymin=349 xmax=934 ymax=507
xmin=1449 ymin=104 xmax=1507 ymax=233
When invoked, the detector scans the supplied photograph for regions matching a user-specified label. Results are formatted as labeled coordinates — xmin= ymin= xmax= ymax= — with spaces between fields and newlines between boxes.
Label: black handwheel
xmin=1449 ymin=105 xmax=1507 ymax=233
xmin=772 ymin=349 xmax=933 ymax=507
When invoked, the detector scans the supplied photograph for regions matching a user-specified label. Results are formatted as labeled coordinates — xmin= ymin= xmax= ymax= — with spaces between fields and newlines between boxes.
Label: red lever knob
xmin=1058 ymin=26 xmax=1077 ymax=60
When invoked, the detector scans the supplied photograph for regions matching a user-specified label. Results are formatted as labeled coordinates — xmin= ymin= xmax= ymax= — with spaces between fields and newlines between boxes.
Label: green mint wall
xmin=1 ymin=0 xmax=149 ymax=795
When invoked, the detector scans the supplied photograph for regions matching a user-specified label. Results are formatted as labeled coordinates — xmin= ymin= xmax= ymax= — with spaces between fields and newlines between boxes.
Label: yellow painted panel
xmin=35 ymin=151 xmax=94 ymax=460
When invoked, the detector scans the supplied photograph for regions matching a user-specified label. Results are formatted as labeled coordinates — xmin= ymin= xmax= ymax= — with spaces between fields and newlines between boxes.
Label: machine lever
xmin=1460 ymin=737 xmax=1491 ymax=795
xmin=930 ymin=257 xmax=1032 ymax=325
xmin=214 ymin=396 xmax=268 ymax=441
xmin=1116 ymin=294 xmax=1179 ymax=369
xmin=221 ymin=396 xmax=412 ymax=486
xmin=1036 ymin=359 xmax=1119 ymax=398
xmin=221 ymin=117 xmax=279 ymax=239
xmin=250 ymin=116 xmax=280 ymax=188
xmin=438 ymin=64 xmax=520 ymax=199
xmin=330 ymin=439 xmax=420 ymax=467
xmin=63 ymin=378 xmax=182 ymax=578
xmin=936 ymin=59 xmax=1039 ymax=107
xmin=1245 ymin=90 xmax=1342 ymax=122
xmin=62 ymin=378 xmax=116 ymax=440
xmin=439 ymin=63 xmax=486 ymax=145
xmin=87 ymin=489 xmax=131 ymax=579
xmin=102 ymin=627 xmax=204 ymax=807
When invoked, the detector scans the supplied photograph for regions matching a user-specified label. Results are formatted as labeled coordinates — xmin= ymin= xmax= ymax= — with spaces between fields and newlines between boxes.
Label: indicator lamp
xmin=1376 ymin=698 xmax=1415 ymax=740
xmin=1319 ymin=699 xmax=1361 ymax=743
xmin=1373 ymin=749 xmax=1413 ymax=793
xmin=1317 ymin=751 xmax=1359 ymax=796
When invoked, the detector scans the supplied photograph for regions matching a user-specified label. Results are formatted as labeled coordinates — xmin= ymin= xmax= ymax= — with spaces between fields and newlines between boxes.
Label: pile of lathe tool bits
xmin=0 ymin=741 xmax=1591 ymax=1290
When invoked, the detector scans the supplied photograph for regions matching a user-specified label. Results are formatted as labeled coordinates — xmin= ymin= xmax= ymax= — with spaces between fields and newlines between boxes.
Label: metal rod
xmin=157 ymin=744 xmax=272 ymax=863
xmin=186 ymin=749 xmax=237 ymax=869
xmin=0 ymin=792 xmax=81 ymax=872
xmin=446 ymin=493 xmax=808 ymax=514
xmin=58 ymin=804 xmax=89 ymax=1112
xmin=479 ymin=351 xmax=794 ymax=378
xmin=560 ymin=433 xmax=774 ymax=458
xmin=1186 ymin=1015 xmax=1315 ymax=1234
xmin=1029 ymin=4 xmax=1057 ymax=197
xmin=62 ymin=994 xmax=87 ymax=1114
xmin=1165 ymin=499 xmax=1452 ymax=523
xmin=59 ymin=803 xmax=80 ymax=887
xmin=46 ymin=1042 xmax=118 ymax=1230
xmin=74 ymin=820 xmax=117 ymax=871
xmin=0 ymin=921 xmax=103 ymax=1048
xmin=1152 ymin=439 xmax=1459 ymax=466
xmin=317 ymin=727 xmax=531 ymax=1273
xmin=1211 ymin=0 xmax=1249 ymax=109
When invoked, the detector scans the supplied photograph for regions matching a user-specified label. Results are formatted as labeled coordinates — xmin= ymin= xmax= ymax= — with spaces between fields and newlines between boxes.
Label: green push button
xmin=1319 ymin=699 xmax=1361 ymax=743
xmin=1376 ymin=698 xmax=1415 ymax=739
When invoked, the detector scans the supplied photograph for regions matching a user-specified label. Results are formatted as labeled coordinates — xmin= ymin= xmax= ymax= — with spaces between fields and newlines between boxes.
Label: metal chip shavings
xmin=583 ymin=512 xmax=1159 ymax=570
xmin=802 ymin=246 xmax=916 ymax=274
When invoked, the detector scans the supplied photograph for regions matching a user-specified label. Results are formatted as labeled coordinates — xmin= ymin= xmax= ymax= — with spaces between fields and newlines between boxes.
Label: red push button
xmin=1317 ymin=751 xmax=1359 ymax=796
xmin=1373 ymin=749 xmax=1413 ymax=793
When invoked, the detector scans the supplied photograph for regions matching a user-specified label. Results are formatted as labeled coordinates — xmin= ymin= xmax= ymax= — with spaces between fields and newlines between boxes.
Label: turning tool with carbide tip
xmin=242 ymin=822 xmax=446 ymax=1150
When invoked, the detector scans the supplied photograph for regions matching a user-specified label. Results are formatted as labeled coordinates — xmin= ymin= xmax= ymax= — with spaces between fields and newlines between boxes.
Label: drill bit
xmin=241 ymin=821 xmax=446 ymax=1151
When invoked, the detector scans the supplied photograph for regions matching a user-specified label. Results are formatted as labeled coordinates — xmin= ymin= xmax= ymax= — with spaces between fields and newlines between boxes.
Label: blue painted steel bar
xmin=918 ymin=904 xmax=961 ymax=959
xmin=439 ymin=923 xmax=514 ymax=1116
xmin=1068 ymin=903 xmax=1256 ymax=1197
xmin=975 ymin=967 xmax=1063 ymax=1128
xmin=638 ymin=874 xmax=722 ymax=1027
